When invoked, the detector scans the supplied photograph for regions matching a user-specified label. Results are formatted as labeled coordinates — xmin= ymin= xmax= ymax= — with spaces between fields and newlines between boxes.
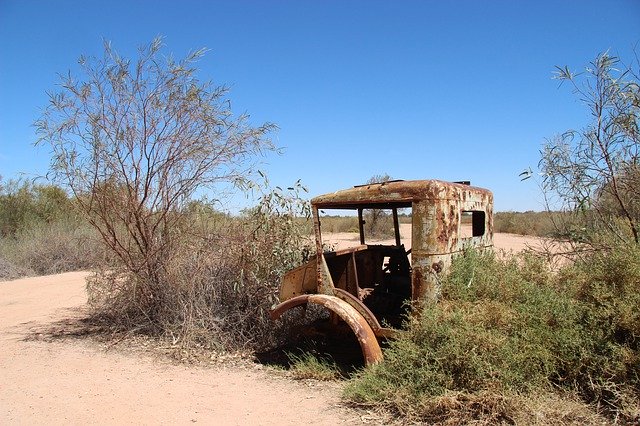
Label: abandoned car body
xmin=270 ymin=179 xmax=493 ymax=365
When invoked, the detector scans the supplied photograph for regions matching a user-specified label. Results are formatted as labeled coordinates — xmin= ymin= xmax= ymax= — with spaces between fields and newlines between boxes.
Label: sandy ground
xmin=324 ymin=223 xmax=548 ymax=254
xmin=0 ymin=272 xmax=371 ymax=425
xmin=0 ymin=231 xmax=543 ymax=425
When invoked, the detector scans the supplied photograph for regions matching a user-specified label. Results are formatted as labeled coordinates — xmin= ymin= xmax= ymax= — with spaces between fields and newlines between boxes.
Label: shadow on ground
xmin=254 ymin=323 xmax=369 ymax=378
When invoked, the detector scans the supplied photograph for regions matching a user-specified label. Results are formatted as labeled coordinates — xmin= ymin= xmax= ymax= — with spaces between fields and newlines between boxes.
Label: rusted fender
xmin=270 ymin=294 xmax=383 ymax=366
xmin=331 ymin=288 xmax=395 ymax=338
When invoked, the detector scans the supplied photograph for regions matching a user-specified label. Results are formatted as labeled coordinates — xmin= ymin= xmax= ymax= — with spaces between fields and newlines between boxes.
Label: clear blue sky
xmin=1 ymin=0 xmax=639 ymax=212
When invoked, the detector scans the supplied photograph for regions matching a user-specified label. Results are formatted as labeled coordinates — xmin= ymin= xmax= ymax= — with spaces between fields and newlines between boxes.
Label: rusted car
xmin=270 ymin=179 xmax=493 ymax=365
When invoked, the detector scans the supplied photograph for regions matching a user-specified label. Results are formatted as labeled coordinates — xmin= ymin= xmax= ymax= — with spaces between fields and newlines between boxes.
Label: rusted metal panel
xmin=307 ymin=295 xmax=382 ymax=365
xmin=269 ymin=294 xmax=383 ymax=366
xmin=409 ymin=187 xmax=493 ymax=300
xmin=311 ymin=179 xmax=492 ymax=209
xmin=279 ymin=257 xmax=318 ymax=301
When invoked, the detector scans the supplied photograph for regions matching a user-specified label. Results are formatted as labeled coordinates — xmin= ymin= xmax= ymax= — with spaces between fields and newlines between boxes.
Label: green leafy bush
xmin=0 ymin=178 xmax=76 ymax=237
xmin=346 ymin=249 xmax=639 ymax=423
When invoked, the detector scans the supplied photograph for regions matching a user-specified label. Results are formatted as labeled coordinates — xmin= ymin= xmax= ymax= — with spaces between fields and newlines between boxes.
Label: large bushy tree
xmin=35 ymin=37 xmax=275 ymax=312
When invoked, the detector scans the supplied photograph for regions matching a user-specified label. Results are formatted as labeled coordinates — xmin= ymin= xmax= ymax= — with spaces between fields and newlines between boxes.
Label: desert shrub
xmin=494 ymin=211 xmax=561 ymax=237
xmin=361 ymin=174 xmax=396 ymax=239
xmin=554 ymin=245 xmax=640 ymax=417
xmin=317 ymin=215 xmax=359 ymax=234
xmin=0 ymin=178 xmax=75 ymax=238
xmin=36 ymin=36 xmax=274 ymax=318
xmin=0 ymin=219 xmax=104 ymax=278
xmin=363 ymin=208 xmax=396 ymax=239
xmin=87 ymin=184 xmax=312 ymax=351
xmin=345 ymin=248 xmax=639 ymax=423
xmin=0 ymin=256 xmax=33 ymax=281
xmin=540 ymin=53 xmax=639 ymax=246
xmin=0 ymin=178 xmax=101 ymax=280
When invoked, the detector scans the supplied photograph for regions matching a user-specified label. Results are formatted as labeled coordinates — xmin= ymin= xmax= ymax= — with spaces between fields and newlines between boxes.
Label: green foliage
xmin=0 ymin=178 xmax=75 ymax=238
xmin=346 ymin=248 xmax=639 ymax=423
xmin=542 ymin=52 xmax=640 ymax=245
xmin=493 ymin=211 xmax=562 ymax=237
xmin=287 ymin=351 xmax=342 ymax=381
xmin=555 ymin=246 xmax=640 ymax=410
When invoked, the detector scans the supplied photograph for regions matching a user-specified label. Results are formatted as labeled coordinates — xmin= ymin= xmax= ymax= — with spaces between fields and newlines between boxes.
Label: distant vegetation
xmin=316 ymin=210 xmax=558 ymax=239
xmin=493 ymin=211 xmax=558 ymax=237
xmin=0 ymin=178 xmax=102 ymax=279
xmin=313 ymin=212 xmax=411 ymax=236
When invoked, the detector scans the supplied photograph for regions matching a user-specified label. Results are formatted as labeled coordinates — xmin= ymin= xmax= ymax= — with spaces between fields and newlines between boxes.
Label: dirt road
xmin=0 ymin=272 xmax=369 ymax=425
xmin=0 ymin=232 xmax=544 ymax=424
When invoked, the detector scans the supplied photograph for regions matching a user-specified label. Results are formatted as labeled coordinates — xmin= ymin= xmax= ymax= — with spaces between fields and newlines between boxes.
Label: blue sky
xmin=1 ymin=1 xmax=639 ymax=212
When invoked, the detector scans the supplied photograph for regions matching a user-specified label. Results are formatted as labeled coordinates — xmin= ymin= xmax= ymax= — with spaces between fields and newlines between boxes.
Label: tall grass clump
xmin=0 ymin=178 xmax=102 ymax=280
xmin=287 ymin=351 xmax=343 ymax=381
xmin=0 ymin=220 xmax=103 ymax=278
xmin=346 ymin=248 xmax=639 ymax=424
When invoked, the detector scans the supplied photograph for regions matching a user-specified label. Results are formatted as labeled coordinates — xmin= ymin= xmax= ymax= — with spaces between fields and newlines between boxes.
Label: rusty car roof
xmin=311 ymin=179 xmax=492 ymax=209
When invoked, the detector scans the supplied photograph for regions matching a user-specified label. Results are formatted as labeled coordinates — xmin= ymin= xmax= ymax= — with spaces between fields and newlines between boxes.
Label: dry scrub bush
xmin=35 ymin=38 xmax=308 ymax=350
xmin=540 ymin=52 xmax=639 ymax=247
xmin=316 ymin=215 xmax=359 ymax=234
xmin=362 ymin=174 xmax=396 ymax=238
xmin=0 ymin=178 xmax=103 ymax=280
xmin=493 ymin=211 xmax=559 ymax=237
xmin=0 ymin=221 xmax=103 ymax=277
xmin=87 ymin=184 xmax=312 ymax=351
xmin=0 ymin=256 xmax=32 ymax=281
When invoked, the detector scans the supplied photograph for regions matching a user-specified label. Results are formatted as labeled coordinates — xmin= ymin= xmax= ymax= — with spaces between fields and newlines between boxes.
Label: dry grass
xmin=358 ymin=391 xmax=610 ymax=425
xmin=0 ymin=221 xmax=104 ymax=280
xmin=493 ymin=211 xmax=561 ymax=237
xmin=84 ymin=189 xmax=314 ymax=353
